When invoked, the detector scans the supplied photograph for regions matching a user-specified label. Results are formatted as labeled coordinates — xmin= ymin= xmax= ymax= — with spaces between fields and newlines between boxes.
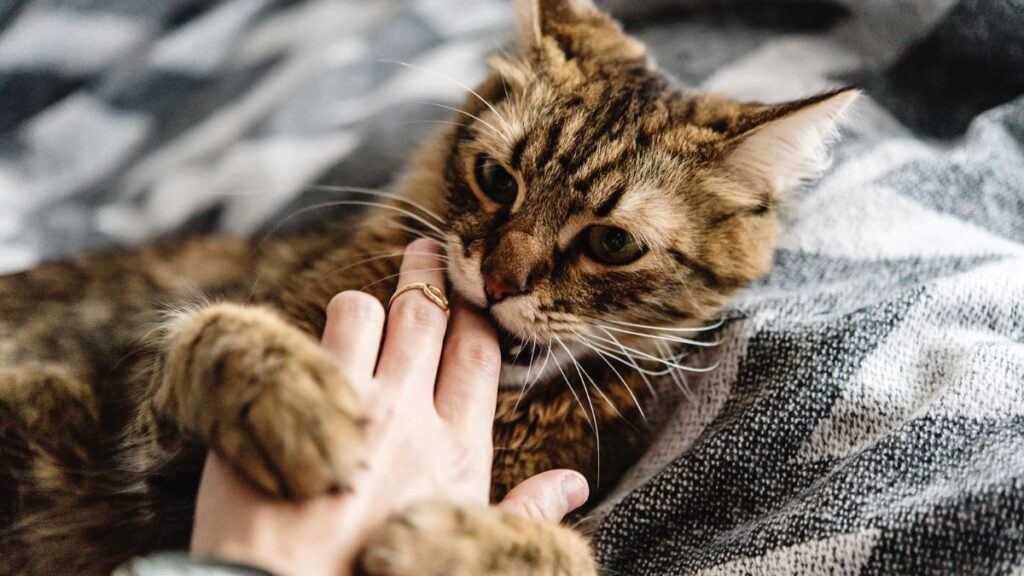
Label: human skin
xmin=189 ymin=240 xmax=590 ymax=576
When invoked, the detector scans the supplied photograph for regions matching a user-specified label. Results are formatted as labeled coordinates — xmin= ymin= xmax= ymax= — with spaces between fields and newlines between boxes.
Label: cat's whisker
xmin=257 ymin=201 xmax=346 ymax=242
xmin=257 ymin=198 xmax=445 ymax=245
xmin=549 ymin=338 xmax=594 ymax=435
xmin=304 ymin=199 xmax=449 ymax=239
xmin=358 ymin=267 xmax=448 ymax=292
xmin=677 ymin=371 xmax=694 ymax=405
xmin=379 ymin=223 xmax=447 ymax=245
xmin=261 ymin=225 xmax=445 ymax=300
xmin=579 ymin=337 xmax=670 ymax=379
xmin=306 ymin=185 xmax=445 ymax=223
xmin=497 ymin=58 xmax=512 ymax=113
xmin=381 ymin=59 xmax=510 ymax=131
xmin=590 ymin=328 xmax=720 ymax=374
xmin=513 ymin=341 xmax=549 ymax=414
xmin=567 ymin=510 xmax=608 ymax=533
xmin=589 ymin=330 xmax=668 ymax=402
xmin=510 ymin=336 xmax=527 ymax=366
xmin=587 ymin=373 xmax=637 ymax=433
xmin=579 ymin=330 xmax=679 ymax=380
xmin=515 ymin=334 xmax=540 ymax=404
xmin=410 ymin=101 xmax=507 ymax=141
xmin=593 ymin=323 xmax=720 ymax=347
xmin=668 ymin=347 xmax=697 ymax=363
xmin=253 ymin=212 xmax=446 ymax=297
xmin=366 ymin=215 xmax=448 ymax=244
xmin=311 ymin=250 xmax=448 ymax=287
xmin=530 ymin=343 xmax=553 ymax=387
xmin=521 ymin=335 xmax=537 ymax=388
xmin=558 ymin=336 xmax=630 ymax=426
xmin=570 ymin=329 xmax=648 ymax=425
xmin=571 ymin=332 xmax=641 ymax=366
xmin=654 ymin=340 xmax=696 ymax=403
xmin=575 ymin=332 xmax=679 ymax=374
xmin=252 ymin=216 xmax=446 ymax=298
xmin=597 ymin=317 xmax=726 ymax=333
xmin=394 ymin=119 xmax=475 ymax=130
xmin=554 ymin=336 xmax=602 ymax=488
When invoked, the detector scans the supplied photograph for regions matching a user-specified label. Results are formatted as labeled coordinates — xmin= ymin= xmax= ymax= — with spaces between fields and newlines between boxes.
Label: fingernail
xmin=408 ymin=238 xmax=441 ymax=253
xmin=560 ymin=472 xmax=589 ymax=511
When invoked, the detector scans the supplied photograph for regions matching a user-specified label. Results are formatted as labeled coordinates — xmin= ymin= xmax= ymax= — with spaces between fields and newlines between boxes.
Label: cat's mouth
xmin=496 ymin=326 xmax=544 ymax=367
xmin=444 ymin=256 xmax=565 ymax=383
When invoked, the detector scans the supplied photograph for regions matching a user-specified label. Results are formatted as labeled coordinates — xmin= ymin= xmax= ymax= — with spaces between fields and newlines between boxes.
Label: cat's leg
xmin=357 ymin=501 xmax=597 ymax=576
xmin=0 ymin=366 xmax=105 ymax=575
xmin=142 ymin=302 xmax=366 ymax=498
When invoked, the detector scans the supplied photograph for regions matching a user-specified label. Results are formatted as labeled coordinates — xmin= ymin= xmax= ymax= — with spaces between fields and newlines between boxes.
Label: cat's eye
xmin=585 ymin=225 xmax=644 ymax=265
xmin=473 ymin=154 xmax=519 ymax=204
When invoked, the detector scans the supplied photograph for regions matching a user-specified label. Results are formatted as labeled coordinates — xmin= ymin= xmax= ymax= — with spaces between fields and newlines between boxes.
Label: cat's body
xmin=0 ymin=223 xmax=646 ymax=576
xmin=0 ymin=1 xmax=856 ymax=574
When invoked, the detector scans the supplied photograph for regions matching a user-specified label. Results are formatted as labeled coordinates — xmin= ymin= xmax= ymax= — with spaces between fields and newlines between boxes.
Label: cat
xmin=0 ymin=0 xmax=857 ymax=574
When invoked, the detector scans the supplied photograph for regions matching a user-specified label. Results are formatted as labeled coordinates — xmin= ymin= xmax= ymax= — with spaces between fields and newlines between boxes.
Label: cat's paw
xmin=159 ymin=303 xmax=366 ymax=499
xmin=212 ymin=349 xmax=365 ymax=498
xmin=358 ymin=501 xmax=597 ymax=576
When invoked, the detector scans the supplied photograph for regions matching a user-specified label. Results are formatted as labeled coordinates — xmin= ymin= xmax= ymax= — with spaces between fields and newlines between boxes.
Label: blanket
xmin=1 ymin=0 xmax=1022 ymax=573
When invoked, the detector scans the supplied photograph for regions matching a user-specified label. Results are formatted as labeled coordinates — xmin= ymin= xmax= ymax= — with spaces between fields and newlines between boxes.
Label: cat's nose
xmin=481 ymin=253 xmax=533 ymax=302
xmin=482 ymin=269 xmax=525 ymax=302
xmin=480 ymin=232 xmax=547 ymax=303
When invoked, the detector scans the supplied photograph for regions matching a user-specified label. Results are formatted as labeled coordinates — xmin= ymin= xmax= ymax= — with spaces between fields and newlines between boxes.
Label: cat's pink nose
xmin=480 ymin=231 xmax=547 ymax=303
xmin=482 ymin=269 xmax=526 ymax=302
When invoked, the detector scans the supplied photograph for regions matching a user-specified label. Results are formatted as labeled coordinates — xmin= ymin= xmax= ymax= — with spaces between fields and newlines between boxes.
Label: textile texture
xmin=1 ymin=0 xmax=1023 ymax=573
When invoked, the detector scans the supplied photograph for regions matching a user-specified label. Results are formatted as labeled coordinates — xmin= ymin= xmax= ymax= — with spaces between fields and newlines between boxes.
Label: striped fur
xmin=0 ymin=1 xmax=855 ymax=574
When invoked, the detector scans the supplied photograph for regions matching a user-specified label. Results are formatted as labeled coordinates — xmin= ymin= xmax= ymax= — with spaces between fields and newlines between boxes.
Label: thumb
xmin=496 ymin=470 xmax=589 ymax=523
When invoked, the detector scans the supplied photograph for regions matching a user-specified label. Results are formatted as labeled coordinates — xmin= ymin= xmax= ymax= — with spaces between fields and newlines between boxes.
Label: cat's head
xmin=427 ymin=0 xmax=857 ymax=386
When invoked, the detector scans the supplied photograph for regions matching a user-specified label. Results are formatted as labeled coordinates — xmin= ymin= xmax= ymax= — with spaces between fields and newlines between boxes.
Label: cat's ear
xmin=512 ymin=0 xmax=647 ymax=71
xmin=723 ymin=88 xmax=859 ymax=198
xmin=514 ymin=0 xmax=597 ymax=47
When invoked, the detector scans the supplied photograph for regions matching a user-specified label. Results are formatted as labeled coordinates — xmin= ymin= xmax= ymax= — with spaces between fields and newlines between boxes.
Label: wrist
xmin=191 ymin=456 xmax=370 ymax=576
xmin=190 ymin=524 xmax=359 ymax=576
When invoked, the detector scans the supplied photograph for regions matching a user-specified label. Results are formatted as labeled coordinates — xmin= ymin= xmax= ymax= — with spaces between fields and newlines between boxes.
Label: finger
xmin=435 ymin=298 xmax=500 ymax=431
xmin=190 ymin=455 xmax=269 ymax=555
xmin=497 ymin=470 xmax=589 ymax=523
xmin=376 ymin=240 xmax=449 ymax=390
xmin=321 ymin=291 xmax=386 ymax=399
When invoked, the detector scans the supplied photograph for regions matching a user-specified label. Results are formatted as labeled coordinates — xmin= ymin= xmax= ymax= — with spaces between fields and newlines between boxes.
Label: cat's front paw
xmin=213 ymin=348 xmax=365 ymax=498
xmin=159 ymin=304 xmax=366 ymax=498
xmin=358 ymin=501 xmax=597 ymax=576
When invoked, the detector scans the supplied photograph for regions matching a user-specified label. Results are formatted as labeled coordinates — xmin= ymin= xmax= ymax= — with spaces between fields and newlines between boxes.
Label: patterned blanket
xmin=1 ymin=0 xmax=1022 ymax=573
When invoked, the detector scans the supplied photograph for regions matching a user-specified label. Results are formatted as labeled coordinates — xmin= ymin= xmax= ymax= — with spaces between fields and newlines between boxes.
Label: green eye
xmin=585 ymin=225 xmax=644 ymax=265
xmin=473 ymin=154 xmax=519 ymax=204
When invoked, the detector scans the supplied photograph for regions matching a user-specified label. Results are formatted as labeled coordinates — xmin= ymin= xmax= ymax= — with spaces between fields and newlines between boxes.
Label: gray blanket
xmin=1 ymin=0 xmax=1022 ymax=573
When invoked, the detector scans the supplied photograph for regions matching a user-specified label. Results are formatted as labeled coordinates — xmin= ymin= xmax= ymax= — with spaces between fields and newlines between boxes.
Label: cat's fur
xmin=0 ymin=1 xmax=857 ymax=574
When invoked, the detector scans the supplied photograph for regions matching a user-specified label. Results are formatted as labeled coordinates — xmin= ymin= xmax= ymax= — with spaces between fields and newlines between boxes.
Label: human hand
xmin=189 ymin=239 xmax=589 ymax=576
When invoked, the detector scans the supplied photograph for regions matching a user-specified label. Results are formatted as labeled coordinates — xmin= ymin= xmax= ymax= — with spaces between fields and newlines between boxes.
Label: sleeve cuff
xmin=114 ymin=552 xmax=278 ymax=576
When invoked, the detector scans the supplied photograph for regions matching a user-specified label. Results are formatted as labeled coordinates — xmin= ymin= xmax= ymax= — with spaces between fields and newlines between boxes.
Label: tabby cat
xmin=0 ymin=0 xmax=857 ymax=574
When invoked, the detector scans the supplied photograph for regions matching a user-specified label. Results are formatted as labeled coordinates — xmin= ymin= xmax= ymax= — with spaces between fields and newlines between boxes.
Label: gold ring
xmin=388 ymin=282 xmax=450 ymax=317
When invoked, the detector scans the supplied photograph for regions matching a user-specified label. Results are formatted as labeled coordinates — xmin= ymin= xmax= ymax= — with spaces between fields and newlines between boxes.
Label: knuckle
xmin=392 ymin=298 xmax=446 ymax=331
xmin=450 ymin=337 xmax=501 ymax=375
xmin=327 ymin=291 xmax=384 ymax=323
xmin=507 ymin=495 xmax=552 ymax=522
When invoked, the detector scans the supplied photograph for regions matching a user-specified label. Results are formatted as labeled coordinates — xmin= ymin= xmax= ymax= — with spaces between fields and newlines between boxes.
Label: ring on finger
xmin=388 ymin=282 xmax=450 ymax=317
